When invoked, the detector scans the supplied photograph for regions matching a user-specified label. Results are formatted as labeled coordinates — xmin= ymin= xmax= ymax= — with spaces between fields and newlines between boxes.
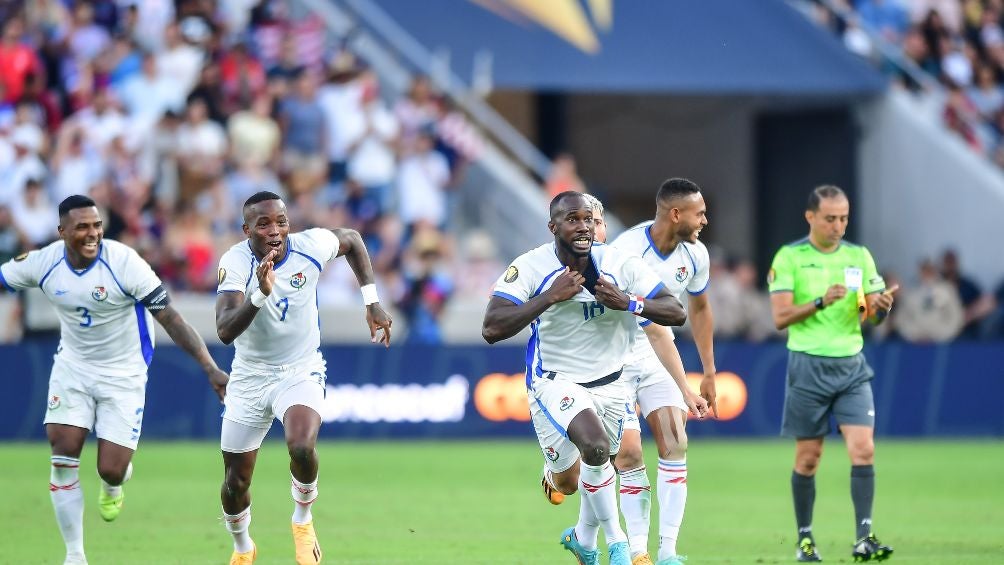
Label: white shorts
xmin=621 ymin=354 xmax=688 ymax=432
xmin=529 ymin=371 xmax=627 ymax=473
xmin=44 ymin=355 xmax=147 ymax=450
xmin=220 ymin=356 xmax=327 ymax=453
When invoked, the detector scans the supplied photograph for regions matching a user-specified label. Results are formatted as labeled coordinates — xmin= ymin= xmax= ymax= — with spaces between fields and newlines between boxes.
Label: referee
xmin=767 ymin=185 xmax=895 ymax=563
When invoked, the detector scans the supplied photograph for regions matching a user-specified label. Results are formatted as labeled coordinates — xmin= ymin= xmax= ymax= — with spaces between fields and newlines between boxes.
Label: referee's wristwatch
xmin=814 ymin=296 xmax=825 ymax=310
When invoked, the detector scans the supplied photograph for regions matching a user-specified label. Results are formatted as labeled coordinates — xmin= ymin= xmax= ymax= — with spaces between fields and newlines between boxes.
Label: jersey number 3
xmin=76 ymin=307 xmax=92 ymax=327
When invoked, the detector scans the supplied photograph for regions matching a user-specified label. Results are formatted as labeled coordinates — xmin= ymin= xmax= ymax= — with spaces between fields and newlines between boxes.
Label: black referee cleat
xmin=852 ymin=533 xmax=893 ymax=562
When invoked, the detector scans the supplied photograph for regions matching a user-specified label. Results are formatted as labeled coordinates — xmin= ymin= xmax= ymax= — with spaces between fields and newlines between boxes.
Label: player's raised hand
xmin=546 ymin=267 xmax=584 ymax=302
xmin=256 ymin=249 xmax=277 ymax=296
xmin=366 ymin=303 xmax=393 ymax=347
xmin=206 ymin=366 xmax=229 ymax=402
xmin=594 ymin=277 xmax=629 ymax=310
xmin=823 ymin=283 xmax=847 ymax=306
xmin=700 ymin=373 xmax=719 ymax=418
xmin=686 ymin=390 xmax=710 ymax=419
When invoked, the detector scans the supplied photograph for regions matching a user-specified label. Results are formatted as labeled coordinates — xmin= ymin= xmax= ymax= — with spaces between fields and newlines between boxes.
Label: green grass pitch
xmin=2 ymin=440 xmax=1002 ymax=563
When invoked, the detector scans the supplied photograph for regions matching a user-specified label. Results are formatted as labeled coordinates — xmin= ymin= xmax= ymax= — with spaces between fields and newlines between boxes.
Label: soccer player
xmin=767 ymin=185 xmax=894 ymax=563
xmin=0 ymin=195 xmax=229 ymax=565
xmin=482 ymin=191 xmax=694 ymax=565
xmin=215 ymin=191 xmax=392 ymax=565
xmin=604 ymin=179 xmax=719 ymax=565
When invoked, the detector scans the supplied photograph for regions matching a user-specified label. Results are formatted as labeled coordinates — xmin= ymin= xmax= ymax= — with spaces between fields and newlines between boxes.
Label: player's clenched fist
xmin=594 ymin=277 xmax=628 ymax=310
xmin=546 ymin=267 xmax=585 ymax=302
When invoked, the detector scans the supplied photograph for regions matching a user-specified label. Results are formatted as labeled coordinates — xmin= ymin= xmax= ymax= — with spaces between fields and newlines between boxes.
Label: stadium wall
xmin=3 ymin=341 xmax=1001 ymax=441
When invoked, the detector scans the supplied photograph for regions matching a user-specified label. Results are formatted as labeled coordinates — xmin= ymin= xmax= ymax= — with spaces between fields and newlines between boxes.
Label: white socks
xmin=50 ymin=456 xmax=85 ymax=559
xmin=223 ymin=505 xmax=254 ymax=553
xmin=578 ymin=461 xmax=627 ymax=546
xmin=101 ymin=461 xmax=132 ymax=498
xmin=618 ymin=465 xmax=651 ymax=555
xmin=657 ymin=458 xmax=687 ymax=559
xmin=291 ymin=474 xmax=318 ymax=524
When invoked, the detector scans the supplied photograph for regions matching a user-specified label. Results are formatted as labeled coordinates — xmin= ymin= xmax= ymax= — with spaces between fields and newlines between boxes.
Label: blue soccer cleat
xmin=655 ymin=556 xmax=687 ymax=565
xmin=608 ymin=541 xmax=632 ymax=565
xmin=560 ymin=526 xmax=600 ymax=565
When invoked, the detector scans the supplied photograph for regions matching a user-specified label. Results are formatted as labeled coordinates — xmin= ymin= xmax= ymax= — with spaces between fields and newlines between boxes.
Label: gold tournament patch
xmin=14 ymin=252 xmax=28 ymax=262
xmin=504 ymin=265 xmax=519 ymax=283
xmin=766 ymin=268 xmax=775 ymax=284
xmin=218 ymin=267 xmax=227 ymax=285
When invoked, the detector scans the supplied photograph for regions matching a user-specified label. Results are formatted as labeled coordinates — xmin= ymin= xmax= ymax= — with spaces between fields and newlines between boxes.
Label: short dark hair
xmin=549 ymin=190 xmax=589 ymax=220
xmin=58 ymin=195 xmax=97 ymax=218
xmin=656 ymin=177 xmax=701 ymax=205
xmin=243 ymin=191 xmax=282 ymax=209
xmin=807 ymin=185 xmax=846 ymax=211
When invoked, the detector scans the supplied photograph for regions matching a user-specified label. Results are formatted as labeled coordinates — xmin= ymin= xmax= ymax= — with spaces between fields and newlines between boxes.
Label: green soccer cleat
xmin=796 ymin=537 xmax=822 ymax=562
xmin=98 ymin=488 xmax=125 ymax=522
xmin=852 ymin=533 xmax=893 ymax=562
xmin=560 ymin=526 xmax=599 ymax=565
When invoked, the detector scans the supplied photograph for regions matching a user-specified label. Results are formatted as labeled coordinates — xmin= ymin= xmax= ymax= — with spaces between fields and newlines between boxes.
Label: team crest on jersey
xmin=290 ymin=272 xmax=306 ymax=288
xmin=91 ymin=286 xmax=108 ymax=301
xmin=675 ymin=266 xmax=688 ymax=282
xmin=559 ymin=396 xmax=575 ymax=411
xmin=218 ymin=267 xmax=227 ymax=285
xmin=544 ymin=447 xmax=559 ymax=461
xmin=14 ymin=252 xmax=28 ymax=262
xmin=504 ymin=265 xmax=519 ymax=283
xmin=48 ymin=395 xmax=60 ymax=410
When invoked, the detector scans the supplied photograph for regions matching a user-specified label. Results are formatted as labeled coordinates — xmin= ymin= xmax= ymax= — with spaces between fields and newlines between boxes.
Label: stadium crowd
xmin=1 ymin=0 xmax=1001 ymax=343
xmin=806 ymin=0 xmax=1004 ymax=167
xmin=0 ymin=0 xmax=491 ymax=344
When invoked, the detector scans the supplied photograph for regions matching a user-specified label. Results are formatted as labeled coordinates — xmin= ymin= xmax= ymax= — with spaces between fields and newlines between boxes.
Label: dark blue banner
xmin=2 ymin=340 xmax=1002 ymax=440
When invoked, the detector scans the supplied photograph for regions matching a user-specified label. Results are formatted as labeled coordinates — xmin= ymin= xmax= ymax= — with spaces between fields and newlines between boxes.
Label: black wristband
xmin=814 ymin=296 xmax=825 ymax=310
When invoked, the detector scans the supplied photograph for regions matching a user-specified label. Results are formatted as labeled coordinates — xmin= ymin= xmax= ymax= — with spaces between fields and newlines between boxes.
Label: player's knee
xmin=795 ymin=452 xmax=822 ymax=475
xmin=614 ymin=446 xmax=644 ymax=471
xmin=287 ymin=440 xmax=316 ymax=465
xmin=657 ymin=434 xmax=688 ymax=460
xmin=850 ymin=441 xmax=874 ymax=464
xmin=224 ymin=469 xmax=252 ymax=496
xmin=97 ymin=462 xmax=128 ymax=486
xmin=579 ymin=440 xmax=610 ymax=466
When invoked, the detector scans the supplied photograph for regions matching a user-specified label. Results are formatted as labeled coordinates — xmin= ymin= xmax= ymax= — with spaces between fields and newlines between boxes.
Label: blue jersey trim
xmin=134 ymin=303 xmax=154 ymax=366
xmin=638 ymin=319 xmax=653 ymax=327
xmin=534 ymin=397 xmax=568 ymax=438
xmin=38 ymin=258 xmax=65 ymax=290
xmin=645 ymin=225 xmax=670 ymax=261
xmin=532 ymin=267 xmax=565 ymax=298
xmin=681 ymin=243 xmax=698 ymax=275
xmin=524 ymin=321 xmax=539 ymax=388
xmin=0 ymin=267 xmax=14 ymax=292
xmin=99 ymin=257 xmax=134 ymax=299
xmin=273 ymin=247 xmax=291 ymax=269
xmin=290 ymin=250 xmax=323 ymax=272
xmin=601 ymin=270 xmax=619 ymax=287
xmin=492 ymin=291 xmax=524 ymax=305
xmin=245 ymin=255 xmax=255 ymax=288
xmin=645 ymin=282 xmax=667 ymax=299
xmin=63 ymin=244 xmax=102 ymax=277
xmin=688 ymin=279 xmax=710 ymax=296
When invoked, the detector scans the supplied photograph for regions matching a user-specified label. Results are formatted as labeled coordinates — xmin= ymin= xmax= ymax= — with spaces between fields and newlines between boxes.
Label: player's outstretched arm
xmin=332 ymin=227 xmax=392 ymax=346
xmin=152 ymin=304 xmax=229 ymax=401
xmin=643 ymin=323 xmax=708 ymax=418
xmin=687 ymin=292 xmax=719 ymax=418
xmin=482 ymin=267 xmax=584 ymax=344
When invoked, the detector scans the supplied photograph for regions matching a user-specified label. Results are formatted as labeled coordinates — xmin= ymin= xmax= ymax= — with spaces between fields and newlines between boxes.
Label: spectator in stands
xmin=397 ymin=225 xmax=453 ymax=345
xmin=545 ymin=152 xmax=587 ymax=197
xmin=227 ymin=91 xmax=280 ymax=170
xmin=176 ymin=97 xmax=227 ymax=205
xmin=940 ymin=249 xmax=996 ymax=338
xmin=395 ymin=75 xmax=441 ymax=146
xmin=156 ymin=22 xmax=203 ymax=100
xmin=0 ymin=202 xmax=27 ymax=263
xmin=10 ymin=177 xmax=57 ymax=248
xmin=278 ymin=69 xmax=327 ymax=196
xmin=72 ymin=87 xmax=126 ymax=153
xmin=161 ymin=203 xmax=216 ymax=291
xmin=50 ymin=123 xmax=103 ymax=204
xmin=893 ymin=259 xmax=964 ymax=342
xmin=452 ymin=229 xmax=502 ymax=299
xmin=0 ymin=124 xmax=47 ymax=206
xmin=219 ymin=42 xmax=266 ymax=115
xmin=67 ymin=2 xmax=111 ymax=65
xmin=967 ymin=63 xmax=1004 ymax=120
xmin=0 ymin=17 xmax=43 ymax=104
xmin=188 ymin=61 xmax=227 ymax=125
xmin=18 ymin=72 xmax=62 ymax=133
xmin=396 ymin=127 xmax=451 ymax=236
xmin=345 ymin=79 xmax=400 ymax=236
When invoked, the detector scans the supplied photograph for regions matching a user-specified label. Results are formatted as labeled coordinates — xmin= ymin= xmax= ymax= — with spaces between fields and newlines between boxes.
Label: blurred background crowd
xmin=0 ymin=0 xmax=1001 ymax=344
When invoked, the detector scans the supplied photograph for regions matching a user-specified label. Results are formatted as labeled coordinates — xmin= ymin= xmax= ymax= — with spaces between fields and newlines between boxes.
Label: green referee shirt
xmin=768 ymin=238 xmax=885 ymax=357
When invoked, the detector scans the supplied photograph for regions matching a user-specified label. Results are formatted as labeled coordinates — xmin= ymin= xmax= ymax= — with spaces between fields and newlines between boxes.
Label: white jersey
xmin=0 ymin=239 xmax=163 ymax=376
xmin=609 ymin=221 xmax=711 ymax=361
xmin=492 ymin=242 xmax=666 ymax=385
xmin=217 ymin=228 xmax=341 ymax=367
